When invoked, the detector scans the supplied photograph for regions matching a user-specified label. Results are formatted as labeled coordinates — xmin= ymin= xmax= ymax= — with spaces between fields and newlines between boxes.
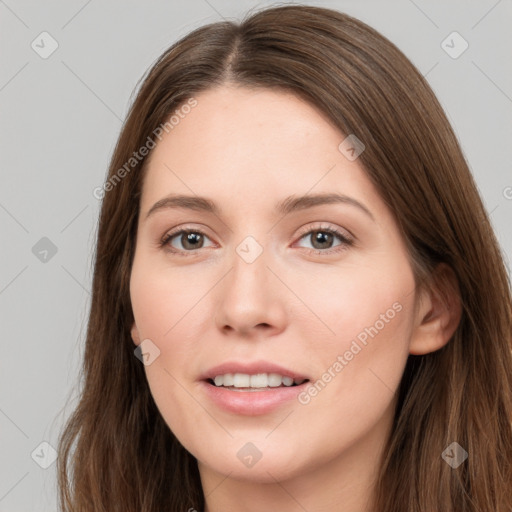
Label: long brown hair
xmin=57 ymin=5 xmax=512 ymax=511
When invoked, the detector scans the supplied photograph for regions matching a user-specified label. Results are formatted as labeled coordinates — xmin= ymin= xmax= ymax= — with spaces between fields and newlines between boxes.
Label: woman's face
xmin=130 ymin=85 xmax=421 ymax=484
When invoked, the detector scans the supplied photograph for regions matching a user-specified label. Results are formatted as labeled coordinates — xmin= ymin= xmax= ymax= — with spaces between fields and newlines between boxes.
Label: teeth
xmin=282 ymin=376 xmax=294 ymax=386
xmin=250 ymin=374 xmax=268 ymax=388
xmin=233 ymin=373 xmax=250 ymax=387
xmin=210 ymin=373 xmax=306 ymax=388
xmin=268 ymin=373 xmax=283 ymax=387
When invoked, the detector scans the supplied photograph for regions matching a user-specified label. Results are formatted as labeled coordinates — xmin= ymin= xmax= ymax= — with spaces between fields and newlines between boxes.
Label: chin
xmin=194 ymin=438 xmax=309 ymax=483
xmin=200 ymin=457 xmax=303 ymax=484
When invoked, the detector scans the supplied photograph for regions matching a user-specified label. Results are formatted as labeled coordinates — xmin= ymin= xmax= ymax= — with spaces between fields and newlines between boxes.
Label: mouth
xmin=205 ymin=373 xmax=310 ymax=391
xmin=199 ymin=361 xmax=311 ymax=414
xmin=200 ymin=370 xmax=311 ymax=415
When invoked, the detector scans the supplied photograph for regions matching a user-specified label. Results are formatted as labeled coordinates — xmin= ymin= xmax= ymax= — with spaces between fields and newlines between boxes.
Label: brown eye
xmin=296 ymin=227 xmax=352 ymax=253
xmin=161 ymin=229 xmax=214 ymax=253
xmin=309 ymin=230 xmax=335 ymax=250
xmin=179 ymin=232 xmax=204 ymax=250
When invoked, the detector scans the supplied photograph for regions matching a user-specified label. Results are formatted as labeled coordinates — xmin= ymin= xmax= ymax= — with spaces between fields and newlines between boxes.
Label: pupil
xmin=183 ymin=232 xmax=202 ymax=250
xmin=312 ymin=231 xmax=332 ymax=249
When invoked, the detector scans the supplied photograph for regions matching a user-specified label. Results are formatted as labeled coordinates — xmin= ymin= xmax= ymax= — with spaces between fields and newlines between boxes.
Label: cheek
xmin=129 ymin=259 xmax=214 ymax=433
xmin=296 ymin=255 xmax=414 ymax=338
xmin=291 ymin=256 xmax=416 ymax=395
xmin=130 ymin=257 xmax=208 ymax=339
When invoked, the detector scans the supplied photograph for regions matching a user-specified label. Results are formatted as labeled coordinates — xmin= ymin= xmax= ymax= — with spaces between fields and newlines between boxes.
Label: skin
xmin=130 ymin=85 xmax=461 ymax=512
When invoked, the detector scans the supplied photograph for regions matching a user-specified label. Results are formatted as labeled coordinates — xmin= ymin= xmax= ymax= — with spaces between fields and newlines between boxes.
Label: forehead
xmin=139 ymin=85 xmax=385 ymax=220
xmin=145 ymin=85 xmax=342 ymax=169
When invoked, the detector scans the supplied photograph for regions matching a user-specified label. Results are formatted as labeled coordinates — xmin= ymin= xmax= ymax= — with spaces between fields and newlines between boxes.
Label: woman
xmin=57 ymin=5 xmax=512 ymax=511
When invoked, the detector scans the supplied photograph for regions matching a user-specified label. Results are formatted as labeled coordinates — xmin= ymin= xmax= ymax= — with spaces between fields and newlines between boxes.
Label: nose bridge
xmin=228 ymin=233 xmax=272 ymax=303
xmin=214 ymin=231 xmax=286 ymax=334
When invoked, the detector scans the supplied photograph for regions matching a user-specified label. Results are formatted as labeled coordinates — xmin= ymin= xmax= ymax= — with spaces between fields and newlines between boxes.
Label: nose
xmin=214 ymin=242 xmax=288 ymax=338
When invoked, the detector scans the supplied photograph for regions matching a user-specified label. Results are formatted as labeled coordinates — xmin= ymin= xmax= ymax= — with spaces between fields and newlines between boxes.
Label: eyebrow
xmin=145 ymin=192 xmax=375 ymax=221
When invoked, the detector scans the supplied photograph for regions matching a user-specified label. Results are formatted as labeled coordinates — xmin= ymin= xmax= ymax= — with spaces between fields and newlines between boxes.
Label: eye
xmin=160 ymin=224 xmax=354 ymax=257
xmin=161 ymin=228 xmax=215 ymax=255
xmin=294 ymin=225 xmax=354 ymax=254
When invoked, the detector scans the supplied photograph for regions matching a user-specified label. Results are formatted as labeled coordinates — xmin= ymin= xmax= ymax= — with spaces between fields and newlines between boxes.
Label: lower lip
xmin=200 ymin=380 xmax=310 ymax=416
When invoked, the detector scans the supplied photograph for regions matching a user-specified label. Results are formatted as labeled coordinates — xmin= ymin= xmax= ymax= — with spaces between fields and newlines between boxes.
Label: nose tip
xmin=214 ymin=253 xmax=287 ymax=338
xmin=221 ymin=321 xmax=274 ymax=336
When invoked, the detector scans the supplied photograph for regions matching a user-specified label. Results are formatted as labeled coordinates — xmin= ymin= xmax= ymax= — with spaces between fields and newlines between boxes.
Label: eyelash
xmin=159 ymin=224 xmax=354 ymax=258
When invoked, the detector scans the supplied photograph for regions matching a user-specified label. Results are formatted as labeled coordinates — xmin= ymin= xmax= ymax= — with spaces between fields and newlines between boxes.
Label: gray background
xmin=1 ymin=0 xmax=511 ymax=510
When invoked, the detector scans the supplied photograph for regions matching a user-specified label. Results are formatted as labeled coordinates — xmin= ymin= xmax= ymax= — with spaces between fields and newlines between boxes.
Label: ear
xmin=409 ymin=263 xmax=462 ymax=355
xmin=131 ymin=322 xmax=141 ymax=346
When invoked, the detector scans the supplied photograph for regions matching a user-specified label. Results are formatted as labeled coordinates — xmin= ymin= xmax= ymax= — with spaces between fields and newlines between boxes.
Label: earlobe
xmin=131 ymin=323 xmax=141 ymax=346
xmin=409 ymin=263 xmax=462 ymax=356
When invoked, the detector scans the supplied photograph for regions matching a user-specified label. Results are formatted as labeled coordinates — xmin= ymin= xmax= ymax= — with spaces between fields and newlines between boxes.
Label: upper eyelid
xmin=162 ymin=224 xmax=215 ymax=243
xmin=295 ymin=223 xmax=353 ymax=240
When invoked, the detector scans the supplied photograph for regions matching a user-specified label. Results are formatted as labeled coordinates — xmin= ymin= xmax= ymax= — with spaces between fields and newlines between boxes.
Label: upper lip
xmin=200 ymin=361 xmax=310 ymax=381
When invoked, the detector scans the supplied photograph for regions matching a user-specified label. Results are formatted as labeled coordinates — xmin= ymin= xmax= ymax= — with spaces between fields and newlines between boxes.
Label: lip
xmin=198 ymin=360 xmax=310 ymax=416
xmin=199 ymin=360 xmax=309 ymax=381
xmin=199 ymin=379 xmax=310 ymax=416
